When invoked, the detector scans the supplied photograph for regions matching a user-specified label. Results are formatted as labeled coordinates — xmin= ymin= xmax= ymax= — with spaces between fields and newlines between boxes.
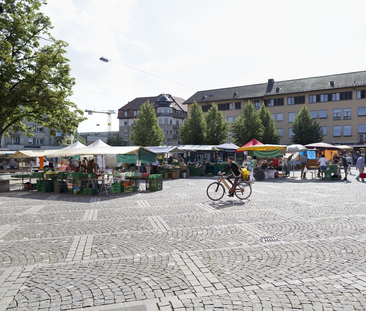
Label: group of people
xmin=64 ymin=157 xmax=99 ymax=174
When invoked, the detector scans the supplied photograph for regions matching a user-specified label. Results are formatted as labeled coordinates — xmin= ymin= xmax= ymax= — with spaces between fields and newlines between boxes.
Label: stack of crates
xmin=57 ymin=172 xmax=67 ymax=179
xmin=112 ymin=182 xmax=123 ymax=193
xmin=36 ymin=180 xmax=54 ymax=192
xmin=82 ymin=188 xmax=98 ymax=195
xmin=149 ymin=174 xmax=163 ymax=191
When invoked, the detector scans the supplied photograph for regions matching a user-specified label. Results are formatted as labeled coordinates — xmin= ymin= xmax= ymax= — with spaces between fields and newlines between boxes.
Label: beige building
xmin=184 ymin=70 xmax=366 ymax=145
xmin=118 ymin=94 xmax=187 ymax=146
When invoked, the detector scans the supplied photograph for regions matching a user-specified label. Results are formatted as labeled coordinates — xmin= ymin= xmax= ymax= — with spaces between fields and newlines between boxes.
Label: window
xmin=288 ymin=112 xmax=296 ymax=123
xmin=343 ymin=125 xmax=352 ymax=137
xmin=164 ymin=118 xmax=168 ymax=124
xmin=331 ymin=93 xmax=340 ymax=101
xmin=276 ymin=113 xmax=283 ymax=121
xmin=343 ymin=108 xmax=352 ymax=120
xmin=271 ymin=114 xmax=275 ymax=120
xmin=309 ymin=95 xmax=317 ymax=103
xmin=321 ymin=126 xmax=328 ymax=136
xmin=235 ymin=102 xmax=241 ymax=109
xmin=227 ymin=117 xmax=233 ymax=123
xmin=310 ymin=110 xmax=317 ymax=119
xmin=287 ymin=96 xmax=305 ymax=105
xmin=289 ymin=128 xmax=294 ymax=138
xmin=357 ymin=90 xmax=366 ymax=99
xmin=254 ymin=101 xmax=261 ymax=110
xmin=358 ymin=107 xmax=366 ymax=116
xmin=202 ymin=105 xmax=210 ymax=112
xmin=333 ymin=125 xmax=341 ymax=137
xmin=124 ymin=121 xmax=127 ymax=126
xmin=133 ymin=111 xmax=137 ymax=117
xmin=28 ymin=138 xmax=34 ymax=145
xmin=358 ymin=124 xmax=366 ymax=133
xmin=333 ymin=109 xmax=341 ymax=120
xmin=176 ymin=110 xmax=181 ymax=117
xmin=277 ymin=128 xmax=284 ymax=137
xmin=319 ymin=110 xmax=327 ymax=119
xmin=320 ymin=94 xmax=328 ymax=102
xmin=124 ymin=130 xmax=128 ymax=137
xmin=158 ymin=118 xmax=163 ymax=125
xmin=37 ymin=138 xmax=45 ymax=145
xmin=340 ymin=91 xmax=352 ymax=100
xmin=124 ymin=111 xmax=128 ymax=117
xmin=36 ymin=126 xmax=44 ymax=132
xmin=11 ymin=137 xmax=20 ymax=145
xmin=264 ymin=98 xmax=284 ymax=107
xmin=218 ymin=103 xmax=233 ymax=111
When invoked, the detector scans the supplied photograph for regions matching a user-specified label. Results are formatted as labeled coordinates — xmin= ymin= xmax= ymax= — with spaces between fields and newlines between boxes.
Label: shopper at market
xmin=340 ymin=154 xmax=348 ymax=181
xmin=86 ymin=160 xmax=94 ymax=174
xmin=9 ymin=158 xmax=16 ymax=169
xmin=152 ymin=156 xmax=159 ymax=174
xmin=318 ymin=154 xmax=328 ymax=178
xmin=346 ymin=153 xmax=353 ymax=175
xmin=246 ymin=156 xmax=255 ymax=183
xmin=200 ymin=156 xmax=207 ymax=176
xmin=300 ymin=152 xmax=308 ymax=179
xmin=332 ymin=153 xmax=340 ymax=165
xmin=356 ymin=154 xmax=365 ymax=182
xmin=219 ymin=156 xmax=241 ymax=197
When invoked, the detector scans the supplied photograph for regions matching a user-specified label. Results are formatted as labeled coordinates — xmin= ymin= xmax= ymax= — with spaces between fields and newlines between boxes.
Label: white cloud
xmin=40 ymin=0 xmax=366 ymax=132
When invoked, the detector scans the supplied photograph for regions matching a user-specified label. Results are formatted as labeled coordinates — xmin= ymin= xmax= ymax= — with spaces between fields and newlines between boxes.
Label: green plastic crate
xmin=31 ymin=172 xmax=44 ymax=178
xmin=124 ymin=186 xmax=138 ymax=193
xmin=83 ymin=188 xmax=98 ymax=195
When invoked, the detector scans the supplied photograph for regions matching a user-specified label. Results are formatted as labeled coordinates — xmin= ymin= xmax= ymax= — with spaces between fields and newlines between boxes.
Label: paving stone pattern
xmin=1 ymin=175 xmax=366 ymax=310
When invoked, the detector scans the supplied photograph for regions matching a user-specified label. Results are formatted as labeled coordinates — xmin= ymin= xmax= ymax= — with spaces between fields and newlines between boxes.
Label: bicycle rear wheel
xmin=206 ymin=182 xmax=225 ymax=201
xmin=235 ymin=180 xmax=252 ymax=200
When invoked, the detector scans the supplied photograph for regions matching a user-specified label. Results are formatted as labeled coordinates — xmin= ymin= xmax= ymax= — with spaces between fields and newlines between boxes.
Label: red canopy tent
xmin=235 ymin=139 xmax=263 ymax=152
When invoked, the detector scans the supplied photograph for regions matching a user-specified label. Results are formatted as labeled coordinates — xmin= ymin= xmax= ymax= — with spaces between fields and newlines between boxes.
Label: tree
xmin=205 ymin=104 xmax=229 ymax=145
xmin=107 ymin=135 xmax=125 ymax=146
xmin=291 ymin=105 xmax=323 ymax=145
xmin=76 ymin=136 xmax=86 ymax=145
xmin=179 ymin=101 xmax=206 ymax=144
xmin=130 ymin=101 xmax=164 ymax=146
xmin=0 ymin=0 xmax=85 ymax=145
xmin=258 ymin=103 xmax=280 ymax=144
xmin=231 ymin=101 xmax=263 ymax=146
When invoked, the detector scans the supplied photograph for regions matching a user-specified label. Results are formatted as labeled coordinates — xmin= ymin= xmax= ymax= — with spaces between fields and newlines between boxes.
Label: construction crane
xmin=84 ymin=110 xmax=116 ymax=132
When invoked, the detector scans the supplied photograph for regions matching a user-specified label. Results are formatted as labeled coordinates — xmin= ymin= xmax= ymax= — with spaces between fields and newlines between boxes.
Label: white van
xmin=31 ymin=157 xmax=50 ymax=171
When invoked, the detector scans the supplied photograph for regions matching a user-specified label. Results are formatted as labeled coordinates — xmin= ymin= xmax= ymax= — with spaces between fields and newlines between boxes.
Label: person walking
xmin=340 ymin=154 xmax=348 ymax=181
xmin=246 ymin=156 xmax=255 ymax=183
xmin=346 ymin=153 xmax=353 ymax=175
xmin=200 ymin=156 xmax=207 ymax=176
xmin=300 ymin=152 xmax=308 ymax=179
xmin=356 ymin=154 xmax=365 ymax=182
xmin=318 ymin=154 xmax=328 ymax=179
xmin=220 ymin=156 xmax=242 ymax=197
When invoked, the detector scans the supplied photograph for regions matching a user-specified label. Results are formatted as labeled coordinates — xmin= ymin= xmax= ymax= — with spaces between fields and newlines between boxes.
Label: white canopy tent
xmin=176 ymin=145 xmax=219 ymax=151
xmin=216 ymin=143 xmax=239 ymax=150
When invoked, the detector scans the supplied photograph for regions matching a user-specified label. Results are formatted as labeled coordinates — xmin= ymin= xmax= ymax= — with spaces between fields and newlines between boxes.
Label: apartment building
xmin=183 ymin=70 xmax=366 ymax=145
xmin=118 ymin=94 xmax=187 ymax=146
xmin=1 ymin=120 xmax=72 ymax=150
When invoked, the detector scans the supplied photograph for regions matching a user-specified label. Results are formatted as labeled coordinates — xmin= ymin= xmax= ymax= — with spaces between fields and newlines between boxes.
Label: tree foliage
xmin=258 ymin=103 xmax=280 ymax=144
xmin=0 ymin=0 xmax=85 ymax=144
xmin=107 ymin=135 xmax=125 ymax=146
xmin=179 ymin=101 xmax=206 ymax=144
xmin=130 ymin=101 xmax=164 ymax=146
xmin=205 ymin=104 xmax=229 ymax=145
xmin=231 ymin=101 xmax=263 ymax=146
xmin=291 ymin=105 xmax=323 ymax=144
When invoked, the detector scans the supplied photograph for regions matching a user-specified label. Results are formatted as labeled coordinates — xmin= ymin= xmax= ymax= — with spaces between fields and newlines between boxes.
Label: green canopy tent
xmin=253 ymin=149 xmax=284 ymax=158
xmin=116 ymin=147 xmax=157 ymax=164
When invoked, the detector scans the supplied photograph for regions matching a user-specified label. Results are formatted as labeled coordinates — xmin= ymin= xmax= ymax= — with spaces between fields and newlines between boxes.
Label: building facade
xmin=184 ymin=70 xmax=366 ymax=145
xmin=1 ymin=120 xmax=73 ymax=150
xmin=118 ymin=94 xmax=187 ymax=146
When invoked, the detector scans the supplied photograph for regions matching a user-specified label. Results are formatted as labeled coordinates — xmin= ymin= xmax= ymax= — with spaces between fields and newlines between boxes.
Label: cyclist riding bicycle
xmin=219 ymin=156 xmax=242 ymax=197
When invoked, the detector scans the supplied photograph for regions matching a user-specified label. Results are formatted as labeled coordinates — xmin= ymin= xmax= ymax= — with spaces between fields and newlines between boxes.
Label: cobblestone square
xmin=1 ymin=176 xmax=366 ymax=310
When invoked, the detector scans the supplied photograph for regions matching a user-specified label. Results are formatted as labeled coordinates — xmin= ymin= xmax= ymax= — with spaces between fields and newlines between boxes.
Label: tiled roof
xmin=118 ymin=94 xmax=186 ymax=111
xmin=184 ymin=70 xmax=366 ymax=104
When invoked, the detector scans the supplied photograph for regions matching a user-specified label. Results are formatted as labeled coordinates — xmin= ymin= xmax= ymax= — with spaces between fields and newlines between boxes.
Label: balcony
xmin=157 ymin=112 xmax=173 ymax=117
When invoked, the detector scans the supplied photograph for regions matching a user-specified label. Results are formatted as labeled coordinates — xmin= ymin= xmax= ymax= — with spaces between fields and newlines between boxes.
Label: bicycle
xmin=206 ymin=173 xmax=252 ymax=201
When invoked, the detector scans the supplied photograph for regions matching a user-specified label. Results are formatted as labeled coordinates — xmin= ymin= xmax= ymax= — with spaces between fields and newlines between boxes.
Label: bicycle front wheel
xmin=235 ymin=180 xmax=252 ymax=200
xmin=206 ymin=182 xmax=225 ymax=201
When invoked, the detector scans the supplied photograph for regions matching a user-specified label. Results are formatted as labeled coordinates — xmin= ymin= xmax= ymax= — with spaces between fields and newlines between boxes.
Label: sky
xmin=41 ymin=0 xmax=366 ymax=133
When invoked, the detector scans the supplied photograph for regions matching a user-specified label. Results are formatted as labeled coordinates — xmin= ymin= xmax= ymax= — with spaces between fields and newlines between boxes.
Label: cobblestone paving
xmin=1 ymin=174 xmax=366 ymax=310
